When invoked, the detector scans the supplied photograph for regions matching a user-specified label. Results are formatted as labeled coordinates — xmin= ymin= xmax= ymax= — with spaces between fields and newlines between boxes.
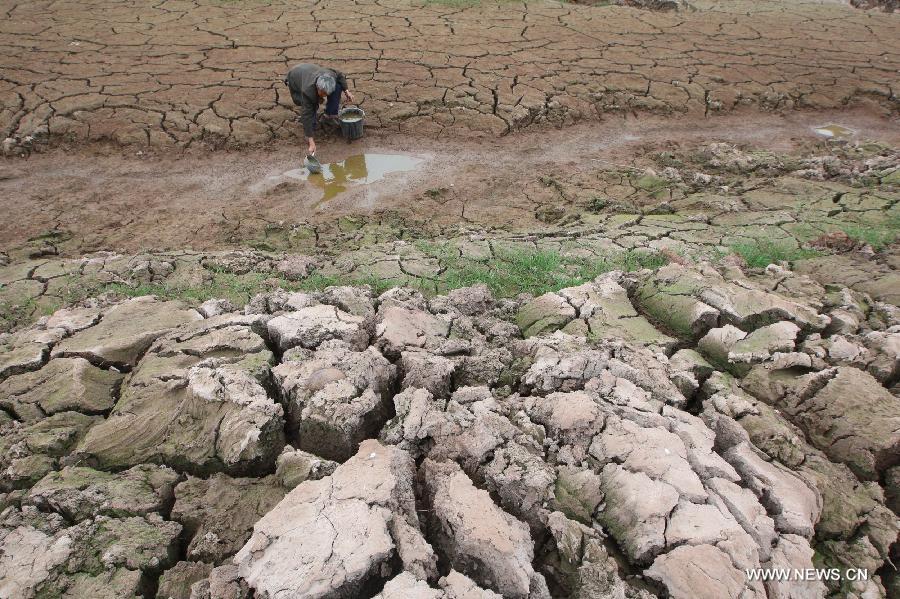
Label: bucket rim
xmin=339 ymin=106 xmax=365 ymax=121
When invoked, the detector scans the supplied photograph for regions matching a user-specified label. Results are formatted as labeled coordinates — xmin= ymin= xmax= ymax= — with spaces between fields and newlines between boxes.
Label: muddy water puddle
xmin=813 ymin=124 xmax=856 ymax=139
xmin=276 ymin=153 xmax=423 ymax=203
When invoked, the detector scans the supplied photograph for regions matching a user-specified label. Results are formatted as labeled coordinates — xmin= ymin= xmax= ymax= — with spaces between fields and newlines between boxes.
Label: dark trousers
xmin=324 ymin=82 xmax=344 ymax=117
xmin=310 ymin=83 xmax=343 ymax=135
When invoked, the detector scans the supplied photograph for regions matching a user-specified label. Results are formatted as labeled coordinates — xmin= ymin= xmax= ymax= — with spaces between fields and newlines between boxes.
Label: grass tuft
xmin=838 ymin=218 xmax=900 ymax=251
xmin=729 ymin=239 xmax=822 ymax=269
xmin=418 ymin=243 xmax=667 ymax=297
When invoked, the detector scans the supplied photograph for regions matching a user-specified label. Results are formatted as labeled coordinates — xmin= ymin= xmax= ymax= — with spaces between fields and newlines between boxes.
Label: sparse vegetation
xmin=838 ymin=217 xmax=900 ymax=251
xmin=0 ymin=296 xmax=41 ymax=332
xmin=586 ymin=195 xmax=638 ymax=214
xmin=48 ymin=271 xmax=295 ymax=312
xmin=0 ymin=249 xmax=667 ymax=332
xmin=587 ymin=196 xmax=608 ymax=213
xmin=418 ymin=243 xmax=667 ymax=297
xmin=729 ymin=239 xmax=822 ymax=268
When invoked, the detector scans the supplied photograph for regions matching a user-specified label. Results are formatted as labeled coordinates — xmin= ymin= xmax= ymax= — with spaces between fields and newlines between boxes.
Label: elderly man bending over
xmin=284 ymin=63 xmax=354 ymax=156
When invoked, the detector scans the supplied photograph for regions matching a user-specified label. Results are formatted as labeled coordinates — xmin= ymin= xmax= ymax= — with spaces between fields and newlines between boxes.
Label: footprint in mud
xmin=279 ymin=153 xmax=423 ymax=205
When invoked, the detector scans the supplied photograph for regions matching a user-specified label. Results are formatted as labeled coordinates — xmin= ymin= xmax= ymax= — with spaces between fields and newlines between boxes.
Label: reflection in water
xmin=281 ymin=153 xmax=422 ymax=204
xmin=813 ymin=124 xmax=855 ymax=139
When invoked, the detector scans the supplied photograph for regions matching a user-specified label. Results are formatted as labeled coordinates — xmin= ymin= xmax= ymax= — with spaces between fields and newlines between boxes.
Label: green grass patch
xmin=729 ymin=239 xmax=822 ymax=269
xmin=0 ymin=297 xmax=37 ymax=333
xmin=418 ymin=243 xmax=667 ymax=297
xmin=67 ymin=247 xmax=665 ymax=306
xmin=18 ymin=268 xmax=411 ymax=322
xmin=2 ymin=248 xmax=667 ymax=332
xmin=838 ymin=218 xmax=900 ymax=251
xmin=50 ymin=268 xmax=354 ymax=310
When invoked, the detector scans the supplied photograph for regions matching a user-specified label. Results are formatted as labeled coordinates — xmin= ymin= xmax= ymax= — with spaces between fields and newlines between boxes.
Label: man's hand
xmin=343 ymin=89 xmax=354 ymax=102
xmin=307 ymin=138 xmax=316 ymax=156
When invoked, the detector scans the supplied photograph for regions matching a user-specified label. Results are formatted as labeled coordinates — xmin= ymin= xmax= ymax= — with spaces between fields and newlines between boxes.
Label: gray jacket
xmin=285 ymin=63 xmax=348 ymax=137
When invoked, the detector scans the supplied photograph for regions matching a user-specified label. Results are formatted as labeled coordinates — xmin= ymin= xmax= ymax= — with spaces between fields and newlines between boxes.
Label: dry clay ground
xmin=0 ymin=0 xmax=898 ymax=261
xmin=2 ymin=221 xmax=900 ymax=599
xmin=1 ymin=124 xmax=900 ymax=599
xmin=0 ymin=0 xmax=899 ymax=257
xmin=1 ymin=0 xmax=899 ymax=147
xmin=2 ymin=111 xmax=899 ymax=331
xmin=0 ymin=110 xmax=898 ymax=256
xmin=2 ymin=1 xmax=900 ymax=599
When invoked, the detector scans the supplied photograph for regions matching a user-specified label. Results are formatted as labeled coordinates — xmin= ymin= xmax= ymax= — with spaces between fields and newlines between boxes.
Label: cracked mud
xmin=1 ymin=1 xmax=900 ymax=598
xmin=2 ymin=244 xmax=900 ymax=598
xmin=0 ymin=134 xmax=898 ymax=597
xmin=1 ymin=0 xmax=899 ymax=148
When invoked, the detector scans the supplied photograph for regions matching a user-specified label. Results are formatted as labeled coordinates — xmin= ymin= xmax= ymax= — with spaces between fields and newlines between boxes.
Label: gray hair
xmin=315 ymin=74 xmax=336 ymax=95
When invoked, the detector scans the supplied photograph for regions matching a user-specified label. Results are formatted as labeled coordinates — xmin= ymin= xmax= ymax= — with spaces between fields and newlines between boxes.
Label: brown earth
xmin=1 ymin=0 xmax=899 ymax=149
xmin=0 ymin=109 xmax=896 ymax=255
xmin=3 ymin=3 xmax=900 ymax=597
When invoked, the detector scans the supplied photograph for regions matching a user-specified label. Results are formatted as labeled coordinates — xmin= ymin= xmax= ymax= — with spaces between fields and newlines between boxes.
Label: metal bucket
xmin=339 ymin=106 xmax=365 ymax=141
